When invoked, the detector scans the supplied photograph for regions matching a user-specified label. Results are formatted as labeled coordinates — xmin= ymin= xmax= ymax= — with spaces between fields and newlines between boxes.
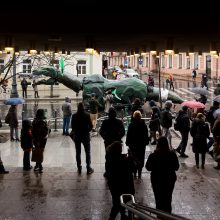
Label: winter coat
xmin=106 ymin=153 xmax=135 ymax=195
xmin=62 ymin=102 xmax=72 ymax=117
xmin=71 ymin=111 xmax=93 ymax=138
xmin=6 ymin=107 xmax=18 ymax=128
xmin=190 ymin=118 xmax=210 ymax=153
xmin=145 ymin=149 xmax=179 ymax=184
xmin=20 ymin=128 xmax=33 ymax=151
xmin=32 ymin=118 xmax=49 ymax=149
xmin=212 ymin=118 xmax=220 ymax=138
xmin=126 ymin=118 xmax=149 ymax=150
xmin=100 ymin=117 xmax=125 ymax=147
xmin=149 ymin=111 xmax=160 ymax=132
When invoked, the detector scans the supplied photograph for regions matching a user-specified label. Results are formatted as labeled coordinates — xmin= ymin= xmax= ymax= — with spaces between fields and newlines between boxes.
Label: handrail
xmin=120 ymin=194 xmax=190 ymax=220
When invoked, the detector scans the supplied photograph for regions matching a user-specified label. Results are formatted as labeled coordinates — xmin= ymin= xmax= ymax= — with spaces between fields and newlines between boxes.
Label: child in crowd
xmin=20 ymin=119 xmax=33 ymax=170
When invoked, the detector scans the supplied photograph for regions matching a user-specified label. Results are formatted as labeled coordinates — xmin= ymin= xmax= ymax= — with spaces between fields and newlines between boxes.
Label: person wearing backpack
xmin=190 ymin=113 xmax=210 ymax=169
xmin=160 ymin=100 xmax=173 ymax=149
xmin=175 ymin=106 xmax=190 ymax=158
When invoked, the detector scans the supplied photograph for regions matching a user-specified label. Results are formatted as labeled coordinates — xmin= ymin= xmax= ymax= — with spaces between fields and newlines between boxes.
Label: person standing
xmin=32 ymin=109 xmax=49 ymax=173
xmin=20 ymin=119 xmax=33 ymax=170
xmin=190 ymin=113 xmax=210 ymax=169
xmin=145 ymin=136 xmax=179 ymax=213
xmin=71 ymin=102 xmax=94 ymax=174
xmin=21 ymin=77 xmax=28 ymax=98
xmin=106 ymin=141 xmax=135 ymax=220
xmin=89 ymin=93 xmax=100 ymax=132
xmin=126 ymin=110 xmax=149 ymax=179
xmin=62 ymin=96 xmax=72 ymax=135
xmin=211 ymin=113 xmax=220 ymax=169
xmin=100 ymin=107 xmax=125 ymax=177
xmin=192 ymin=69 xmax=197 ymax=85
xmin=149 ymin=106 xmax=161 ymax=145
xmin=175 ymin=106 xmax=190 ymax=158
xmin=5 ymin=105 xmax=20 ymax=141
xmin=160 ymin=100 xmax=173 ymax=149
xmin=32 ymin=80 xmax=39 ymax=98
xmin=169 ymin=74 xmax=174 ymax=91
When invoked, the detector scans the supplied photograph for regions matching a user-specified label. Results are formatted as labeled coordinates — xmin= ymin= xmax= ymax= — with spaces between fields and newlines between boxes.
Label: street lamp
xmin=10 ymin=52 xmax=19 ymax=98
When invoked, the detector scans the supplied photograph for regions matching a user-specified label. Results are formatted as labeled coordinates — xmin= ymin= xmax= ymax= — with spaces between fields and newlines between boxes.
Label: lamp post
xmin=10 ymin=53 xmax=19 ymax=98
xmin=156 ymin=55 xmax=162 ymax=108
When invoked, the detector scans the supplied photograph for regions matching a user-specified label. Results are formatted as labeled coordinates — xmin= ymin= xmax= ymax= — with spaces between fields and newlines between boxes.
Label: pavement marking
xmin=174 ymin=88 xmax=186 ymax=95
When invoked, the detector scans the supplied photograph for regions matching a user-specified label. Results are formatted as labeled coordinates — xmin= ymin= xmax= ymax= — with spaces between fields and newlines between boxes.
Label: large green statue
xmin=33 ymin=66 xmax=184 ymax=107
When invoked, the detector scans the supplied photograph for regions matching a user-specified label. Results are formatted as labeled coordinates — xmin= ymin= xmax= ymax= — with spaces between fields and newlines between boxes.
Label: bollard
xmin=54 ymin=110 xmax=58 ymax=132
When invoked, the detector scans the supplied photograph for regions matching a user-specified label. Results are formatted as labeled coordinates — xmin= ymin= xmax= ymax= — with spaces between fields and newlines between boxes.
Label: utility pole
xmin=10 ymin=53 xmax=19 ymax=98
xmin=157 ymin=56 xmax=162 ymax=108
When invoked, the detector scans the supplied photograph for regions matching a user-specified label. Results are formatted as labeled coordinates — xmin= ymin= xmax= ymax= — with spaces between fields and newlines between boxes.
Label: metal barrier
xmin=120 ymin=194 xmax=190 ymax=220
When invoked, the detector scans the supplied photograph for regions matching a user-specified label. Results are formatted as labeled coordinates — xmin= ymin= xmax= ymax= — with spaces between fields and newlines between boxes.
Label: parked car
xmin=123 ymin=68 xmax=139 ymax=78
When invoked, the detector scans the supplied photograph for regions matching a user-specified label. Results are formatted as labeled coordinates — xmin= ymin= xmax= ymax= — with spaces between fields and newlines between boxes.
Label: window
xmin=77 ymin=60 xmax=86 ymax=75
xmin=179 ymin=54 xmax=182 ymax=69
xmin=186 ymin=57 xmax=190 ymax=69
xmin=23 ymin=59 xmax=31 ymax=73
xmin=169 ymin=55 xmax=172 ymax=68
xmin=0 ymin=59 xmax=4 ymax=73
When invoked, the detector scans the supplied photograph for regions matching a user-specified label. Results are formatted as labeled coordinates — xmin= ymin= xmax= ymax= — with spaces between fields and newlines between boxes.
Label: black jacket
xmin=146 ymin=150 xmax=179 ymax=183
xmin=106 ymin=153 xmax=135 ymax=195
xmin=71 ymin=111 xmax=93 ymax=137
xmin=100 ymin=117 xmax=125 ymax=146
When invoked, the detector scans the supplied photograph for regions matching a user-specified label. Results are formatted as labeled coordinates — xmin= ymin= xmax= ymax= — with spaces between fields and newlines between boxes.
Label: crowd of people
xmin=1 ymin=89 xmax=220 ymax=219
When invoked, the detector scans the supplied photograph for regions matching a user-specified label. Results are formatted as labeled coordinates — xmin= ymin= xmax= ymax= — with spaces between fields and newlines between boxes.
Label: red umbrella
xmin=181 ymin=100 xmax=205 ymax=109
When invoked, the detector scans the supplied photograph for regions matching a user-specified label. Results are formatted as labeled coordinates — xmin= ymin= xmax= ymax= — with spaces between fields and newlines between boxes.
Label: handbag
xmin=69 ymin=130 xmax=75 ymax=140
xmin=5 ymin=113 xmax=10 ymax=124
xmin=31 ymin=148 xmax=44 ymax=163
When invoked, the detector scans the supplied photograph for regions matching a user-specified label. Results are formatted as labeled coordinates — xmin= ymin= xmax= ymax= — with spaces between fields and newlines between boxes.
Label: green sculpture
xmin=33 ymin=66 xmax=184 ymax=107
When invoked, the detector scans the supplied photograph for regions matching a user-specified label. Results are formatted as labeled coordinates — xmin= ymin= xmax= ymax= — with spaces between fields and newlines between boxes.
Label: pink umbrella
xmin=181 ymin=100 xmax=205 ymax=109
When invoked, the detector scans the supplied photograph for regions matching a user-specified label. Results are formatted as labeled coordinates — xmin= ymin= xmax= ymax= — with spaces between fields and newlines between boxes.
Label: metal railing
xmin=120 ymin=194 xmax=190 ymax=220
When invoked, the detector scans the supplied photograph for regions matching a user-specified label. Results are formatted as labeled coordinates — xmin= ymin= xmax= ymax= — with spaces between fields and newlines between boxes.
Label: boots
xmin=0 ymin=164 xmax=9 ymax=174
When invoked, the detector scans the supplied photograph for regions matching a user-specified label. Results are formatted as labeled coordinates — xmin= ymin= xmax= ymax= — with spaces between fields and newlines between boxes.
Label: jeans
xmin=74 ymin=134 xmax=91 ymax=169
xmin=10 ymin=127 xmax=19 ymax=139
xmin=22 ymin=88 xmax=27 ymax=98
xmin=63 ymin=116 xmax=71 ymax=135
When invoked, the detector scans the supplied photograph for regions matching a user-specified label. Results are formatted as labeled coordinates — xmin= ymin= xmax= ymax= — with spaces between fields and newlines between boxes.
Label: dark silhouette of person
xmin=32 ymin=109 xmax=49 ymax=173
xmin=126 ymin=110 xmax=149 ymax=179
xmin=21 ymin=77 xmax=28 ymax=98
xmin=100 ymin=107 xmax=125 ymax=177
xmin=20 ymin=119 xmax=33 ymax=170
xmin=145 ymin=136 xmax=179 ymax=213
xmin=106 ymin=141 xmax=135 ymax=220
xmin=71 ymin=102 xmax=94 ymax=174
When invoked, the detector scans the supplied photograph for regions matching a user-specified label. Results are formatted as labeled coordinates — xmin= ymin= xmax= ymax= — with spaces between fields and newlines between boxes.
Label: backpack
xmin=206 ymin=108 xmax=215 ymax=124
xmin=160 ymin=109 xmax=172 ymax=128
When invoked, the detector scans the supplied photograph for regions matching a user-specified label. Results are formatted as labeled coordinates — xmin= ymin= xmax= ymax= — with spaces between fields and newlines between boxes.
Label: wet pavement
xmin=0 ymin=78 xmax=220 ymax=220
xmin=0 ymin=129 xmax=220 ymax=220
